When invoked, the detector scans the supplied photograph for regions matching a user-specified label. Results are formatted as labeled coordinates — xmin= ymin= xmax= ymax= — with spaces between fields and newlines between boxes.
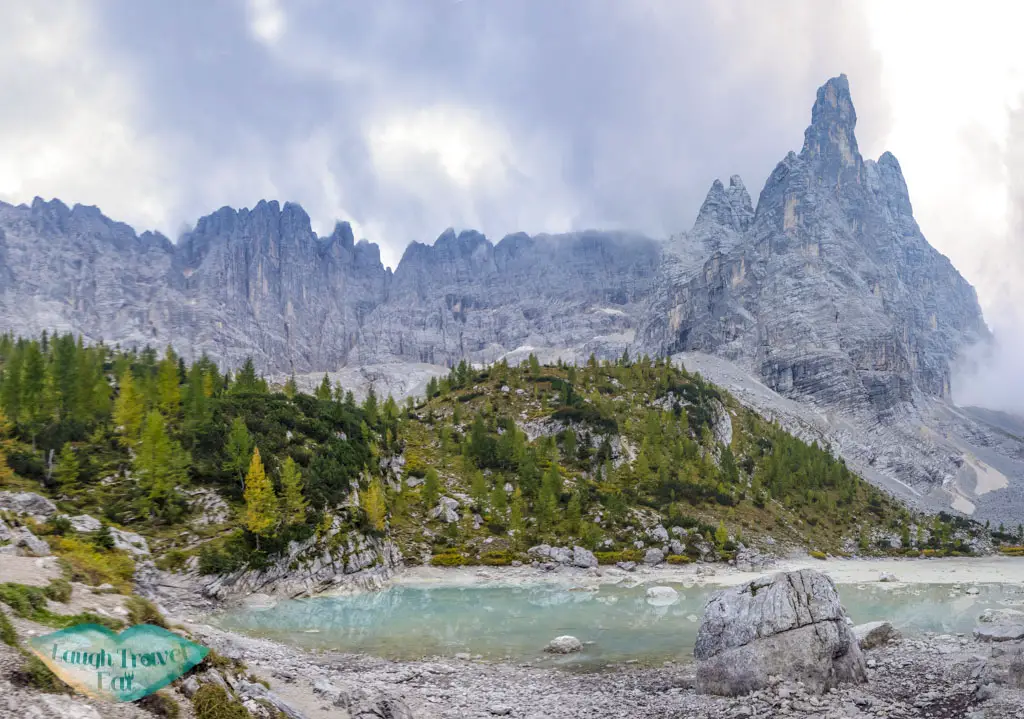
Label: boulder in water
xmin=693 ymin=569 xmax=866 ymax=696
xmin=645 ymin=586 xmax=679 ymax=606
xmin=544 ymin=635 xmax=583 ymax=654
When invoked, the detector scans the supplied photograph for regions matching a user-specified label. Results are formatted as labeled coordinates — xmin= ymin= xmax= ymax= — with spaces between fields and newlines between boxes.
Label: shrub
xmin=138 ymin=691 xmax=181 ymax=718
xmin=665 ymin=554 xmax=692 ymax=565
xmin=430 ymin=552 xmax=469 ymax=567
xmin=192 ymin=684 xmax=252 ymax=719
xmin=45 ymin=515 xmax=72 ymax=536
xmin=156 ymin=549 xmax=190 ymax=573
xmin=43 ymin=578 xmax=72 ymax=603
xmin=479 ymin=551 xmax=514 ymax=566
xmin=0 ymin=609 xmax=16 ymax=647
xmin=809 ymin=551 xmax=827 ymax=560
xmin=50 ymin=536 xmax=136 ymax=592
xmin=594 ymin=550 xmax=643 ymax=565
xmin=125 ymin=596 xmax=169 ymax=629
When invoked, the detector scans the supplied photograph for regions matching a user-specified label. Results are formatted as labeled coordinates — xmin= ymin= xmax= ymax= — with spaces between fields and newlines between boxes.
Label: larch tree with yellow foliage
xmin=363 ymin=477 xmax=388 ymax=533
xmin=243 ymin=447 xmax=278 ymax=548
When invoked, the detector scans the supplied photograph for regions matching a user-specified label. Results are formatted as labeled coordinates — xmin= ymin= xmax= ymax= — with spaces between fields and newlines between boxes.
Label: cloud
xmin=246 ymin=0 xmax=286 ymax=46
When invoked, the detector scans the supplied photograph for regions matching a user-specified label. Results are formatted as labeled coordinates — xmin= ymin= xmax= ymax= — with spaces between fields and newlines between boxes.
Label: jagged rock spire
xmin=800 ymin=74 xmax=863 ymax=180
xmin=695 ymin=175 xmax=754 ymax=232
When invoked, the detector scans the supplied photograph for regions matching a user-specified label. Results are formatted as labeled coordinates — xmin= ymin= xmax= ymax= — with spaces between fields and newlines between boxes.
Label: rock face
xmin=638 ymin=74 xmax=987 ymax=422
xmin=693 ymin=569 xmax=866 ymax=696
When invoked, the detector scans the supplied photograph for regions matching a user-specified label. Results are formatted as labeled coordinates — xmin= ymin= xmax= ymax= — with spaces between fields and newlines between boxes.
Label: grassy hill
xmin=0 ymin=333 xmax=1001 ymax=578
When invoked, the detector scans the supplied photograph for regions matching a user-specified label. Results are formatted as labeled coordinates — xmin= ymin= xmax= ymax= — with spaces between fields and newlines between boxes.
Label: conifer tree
xmin=136 ymin=410 xmax=190 ymax=520
xmin=243 ymin=447 xmax=277 ymax=546
xmin=315 ymin=374 xmax=332 ymax=401
xmin=226 ymin=417 xmax=254 ymax=488
xmin=363 ymin=477 xmax=387 ymax=532
xmin=93 ymin=521 xmax=115 ymax=551
xmin=113 ymin=370 xmax=145 ymax=446
xmin=715 ymin=521 xmax=729 ymax=547
xmin=279 ymin=456 xmax=307 ymax=525
xmin=0 ymin=345 xmax=23 ymax=423
xmin=422 ymin=467 xmax=440 ymax=510
xmin=509 ymin=487 xmax=526 ymax=547
xmin=233 ymin=357 xmax=262 ymax=394
xmin=54 ymin=442 xmax=79 ymax=492
xmin=283 ymin=374 xmax=298 ymax=399
xmin=470 ymin=470 xmax=488 ymax=511
xmin=490 ymin=481 xmax=508 ymax=518
xmin=156 ymin=347 xmax=181 ymax=416
xmin=363 ymin=386 xmax=379 ymax=426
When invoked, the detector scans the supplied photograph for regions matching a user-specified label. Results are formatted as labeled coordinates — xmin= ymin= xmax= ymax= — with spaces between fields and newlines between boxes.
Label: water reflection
xmin=211 ymin=582 xmax=1024 ymax=669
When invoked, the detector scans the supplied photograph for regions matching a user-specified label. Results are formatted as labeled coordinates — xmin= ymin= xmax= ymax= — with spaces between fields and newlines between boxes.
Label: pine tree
xmin=232 ymin=357 xmax=262 ymax=394
xmin=243 ymin=447 xmax=278 ymax=546
xmin=363 ymin=387 xmax=379 ymax=426
xmin=113 ymin=370 xmax=145 ymax=446
xmin=490 ymin=481 xmax=508 ymax=518
xmin=315 ymin=374 xmax=332 ymax=401
xmin=283 ymin=374 xmax=298 ymax=399
xmin=363 ymin=477 xmax=387 ymax=532
xmin=470 ymin=470 xmax=488 ymax=511
xmin=225 ymin=417 xmax=254 ymax=489
xmin=509 ymin=487 xmax=526 ymax=547
xmin=20 ymin=341 xmax=47 ymax=444
xmin=54 ymin=442 xmax=79 ymax=492
xmin=136 ymin=410 xmax=191 ymax=520
xmin=566 ymin=490 xmax=582 ymax=534
xmin=562 ymin=428 xmax=577 ymax=465
xmin=93 ymin=521 xmax=115 ymax=551
xmin=279 ymin=456 xmax=306 ymax=525
xmin=422 ymin=468 xmax=440 ymax=510
xmin=0 ymin=345 xmax=22 ymax=423
xmin=156 ymin=347 xmax=182 ymax=416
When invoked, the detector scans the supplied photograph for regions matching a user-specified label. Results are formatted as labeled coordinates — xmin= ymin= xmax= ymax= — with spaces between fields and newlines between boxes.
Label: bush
xmin=138 ymin=691 xmax=181 ymax=718
xmin=155 ymin=549 xmax=189 ymax=573
xmin=665 ymin=554 xmax=692 ymax=565
xmin=809 ymin=550 xmax=827 ymax=560
xmin=430 ymin=552 xmax=469 ymax=567
xmin=0 ymin=609 xmax=17 ymax=647
xmin=50 ymin=536 xmax=136 ymax=592
xmin=43 ymin=578 xmax=72 ymax=603
xmin=594 ymin=550 xmax=643 ymax=565
xmin=45 ymin=515 xmax=72 ymax=536
xmin=192 ymin=684 xmax=252 ymax=719
xmin=125 ymin=596 xmax=169 ymax=628
xmin=479 ymin=551 xmax=514 ymax=566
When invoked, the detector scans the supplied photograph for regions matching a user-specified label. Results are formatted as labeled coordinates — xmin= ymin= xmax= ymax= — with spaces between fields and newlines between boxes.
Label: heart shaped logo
xmin=26 ymin=623 xmax=209 ymax=702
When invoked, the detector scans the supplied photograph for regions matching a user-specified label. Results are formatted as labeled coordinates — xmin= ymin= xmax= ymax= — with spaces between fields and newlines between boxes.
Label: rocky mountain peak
xmin=800 ymin=74 xmax=862 ymax=179
xmin=695 ymin=176 xmax=754 ymax=232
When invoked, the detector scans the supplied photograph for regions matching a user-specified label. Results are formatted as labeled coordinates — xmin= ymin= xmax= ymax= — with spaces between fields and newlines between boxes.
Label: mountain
xmin=2 ymin=74 xmax=1020 ymax=522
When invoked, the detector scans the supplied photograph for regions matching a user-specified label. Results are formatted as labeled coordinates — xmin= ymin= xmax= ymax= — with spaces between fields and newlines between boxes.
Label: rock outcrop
xmin=693 ymin=569 xmax=866 ymax=696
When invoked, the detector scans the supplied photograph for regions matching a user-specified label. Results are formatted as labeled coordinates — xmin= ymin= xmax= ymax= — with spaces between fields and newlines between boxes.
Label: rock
xmin=852 ymin=621 xmax=901 ymax=649
xmin=966 ymin=586 xmax=980 ymax=595
xmin=544 ymin=635 xmax=583 ymax=654
xmin=1009 ymin=649 xmax=1024 ymax=689
xmin=15 ymin=527 xmax=51 ymax=557
xmin=488 ymin=705 xmax=512 ymax=716
xmin=649 ymin=525 xmax=670 ymax=542
xmin=571 ymin=546 xmax=598 ymax=569
xmin=973 ymin=624 xmax=1024 ymax=642
xmin=549 ymin=547 xmax=572 ymax=564
xmin=669 ymin=539 xmax=685 ymax=555
xmin=0 ymin=491 xmax=57 ymax=519
xmin=528 ymin=544 xmax=552 ymax=559
xmin=976 ymin=682 xmax=998 ymax=702
xmin=643 ymin=548 xmax=665 ymax=565
xmin=615 ymin=561 xmax=636 ymax=572
xmin=179 ymin=676 xmax=200 ymax=698
xmin=429 ymin=497 xmax=459 ymax=524
xmin=878 ymin=572 xmax=898 ymax=583
xmin=645 ymin=586 xmax=679 ymax=606
xmin=68 ymin=514 xmax=102 ymax=532
xmin=184 ymin=488 xmax=231 ymax=526
xmin=979 ymin=608 xmax=1024 ymax=624
xmin=693 ymin=569 xmax=866 ymax=696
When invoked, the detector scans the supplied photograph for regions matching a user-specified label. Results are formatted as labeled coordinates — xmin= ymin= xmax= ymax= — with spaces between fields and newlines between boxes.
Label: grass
xmin=14 ymin=652 xmax=70 ymax=694
xmin=125 ymin=596 xmax=169 ymax=628
xmin=138 ymin=691 xmax=182 ymax=718
xmin=48 ymin=536 xmax=136 ymax=592
xmin=192 ymin=683 xmax=253 ymax=719
xmin=0 ymin=581 xmax=124 ymax=631
xmin=0 ymin=609 xmax=17 ymax=646
xmin=594 ymin=550 xmax=644 ymax=565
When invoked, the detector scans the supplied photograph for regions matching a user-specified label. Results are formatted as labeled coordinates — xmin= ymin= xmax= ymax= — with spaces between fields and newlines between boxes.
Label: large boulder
xmin=571 ymin=546 xmax=598 ymax=569
xmin=0 ymin=491 xmax=57 ymax=519
xmin=693 ymin=569 xmax=866 ymax=696
xmin=973 ymin=624 xmax=1024 ymax=643
xmin=0 ymin=518 xmax=51 ymax=557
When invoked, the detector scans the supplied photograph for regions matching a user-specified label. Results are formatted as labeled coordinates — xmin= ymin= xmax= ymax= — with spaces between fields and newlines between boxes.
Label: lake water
xmin=211 ymin=581 xmax=1024 ymax=670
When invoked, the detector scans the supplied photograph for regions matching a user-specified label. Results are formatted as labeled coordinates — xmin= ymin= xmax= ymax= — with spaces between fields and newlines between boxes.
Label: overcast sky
xmin=2 ymin=1 xmax=1023 ymax=410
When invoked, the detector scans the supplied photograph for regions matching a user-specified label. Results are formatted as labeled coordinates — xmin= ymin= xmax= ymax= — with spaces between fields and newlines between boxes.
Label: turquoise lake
xmin=211 ymin=582 xmax=1024 ymax=670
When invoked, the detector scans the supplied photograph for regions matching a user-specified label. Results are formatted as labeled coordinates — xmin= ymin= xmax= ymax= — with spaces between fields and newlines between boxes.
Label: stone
xmin=649 ymin=525 xmax=670 ymax=542
xmin=14 ymin=527 xmax=51 ymax=557
xmin=549 ymin=547 xmax=572 ymax=564
xmin=571 ymin=546 xmax=598 ymax=569
xmin=973 ymin=624 xmax=1024 ymax=642
xmin=879 ymin=572 xmax=898 ymax=583
xmin=646 ymin=586 xmax=679 ymax=606
xmin=693 ymin=569 xmax=866 ymax=696
xmin=979 ymin=608 xmax=1024 ymax=624
xmin=488 ymin=705 xmax=512 ymax=716
xmin=644 ymin=548 xmax=665 ymax=565
xmin=852 ymin=621 xmax=901 ymax=650
xmin=0 ymin=491 xmax=57 ymax=519
xmin=430 ymin=497 xmax=459 ymax=524
xmin=615 ymin=561 xmax=636 ymax=572
xmin=68 ymin=514 xmax=102 ymax=532
xmin=544 ymin=636 xmax=583 ymax=654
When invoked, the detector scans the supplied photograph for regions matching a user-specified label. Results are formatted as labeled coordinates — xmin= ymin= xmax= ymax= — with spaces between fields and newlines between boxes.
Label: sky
xmin=1 ymin=1 xmax=1022 ymax=411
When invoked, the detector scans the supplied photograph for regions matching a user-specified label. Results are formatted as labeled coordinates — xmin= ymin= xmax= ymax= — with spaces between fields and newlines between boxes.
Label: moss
xmin=430 ymin=552 xmax=470 ymax=567
xmin=138 ymin=691 xmax=182 ymax=718
xmin=809 ymin=550 xmax=827 ymax=560
xmin=125 ymin=596 xmax=169 ymax=628
xmin=665 ymin=554 xmax=692 ymax=564
xmin=192 ymin=683 xmax=252 ymax=719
